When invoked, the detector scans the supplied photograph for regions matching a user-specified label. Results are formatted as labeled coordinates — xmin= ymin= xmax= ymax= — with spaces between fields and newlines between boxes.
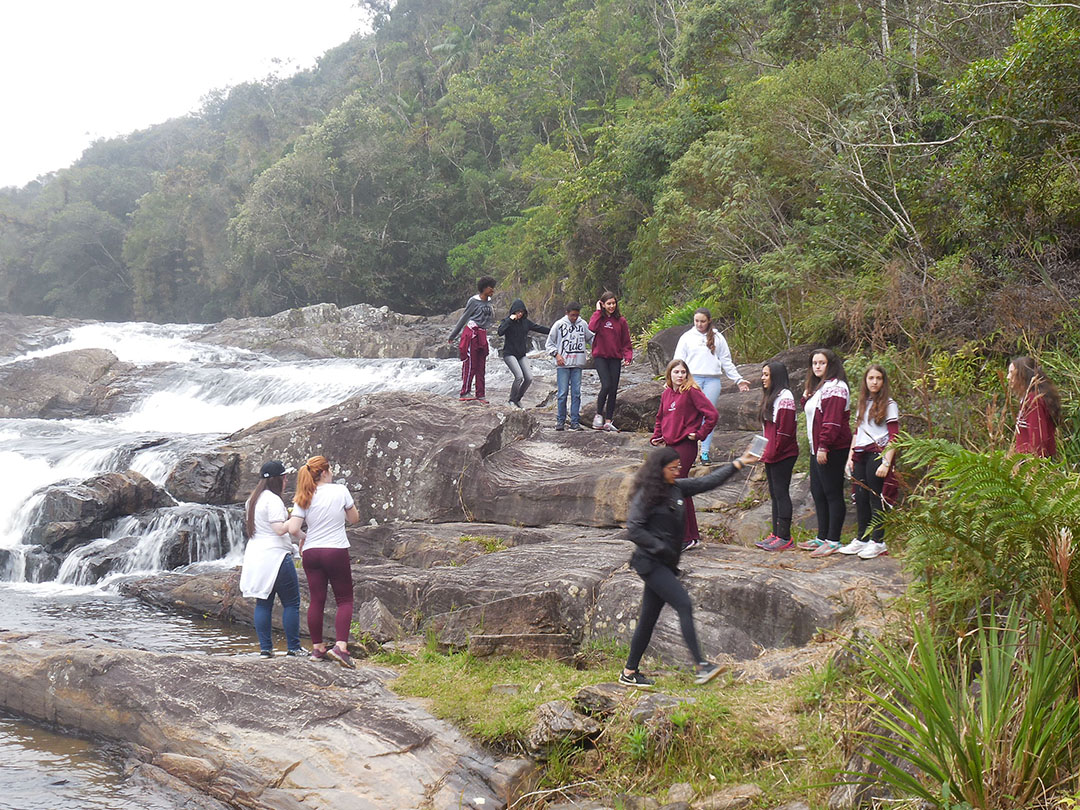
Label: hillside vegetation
xmin=1 ymin=0 xmax=1077 ymax=357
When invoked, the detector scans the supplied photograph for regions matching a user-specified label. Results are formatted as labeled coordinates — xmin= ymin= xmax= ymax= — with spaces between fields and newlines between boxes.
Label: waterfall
xmin=0 ymin=318 xmax=466 ymax=588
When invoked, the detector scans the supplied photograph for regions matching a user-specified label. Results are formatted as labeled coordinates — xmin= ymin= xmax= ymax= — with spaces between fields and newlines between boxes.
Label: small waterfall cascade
xmin=0 ymin=318 xmax=464 ymax=589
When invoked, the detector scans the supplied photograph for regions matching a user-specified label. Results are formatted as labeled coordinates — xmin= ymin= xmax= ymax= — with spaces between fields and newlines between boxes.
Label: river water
xmin=0 ymin=318 xmax=477 ymax=808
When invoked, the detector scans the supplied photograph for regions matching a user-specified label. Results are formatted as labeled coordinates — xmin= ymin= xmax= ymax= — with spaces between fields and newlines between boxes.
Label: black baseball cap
xmin=259 ymin=460 xmax=295 ymax=478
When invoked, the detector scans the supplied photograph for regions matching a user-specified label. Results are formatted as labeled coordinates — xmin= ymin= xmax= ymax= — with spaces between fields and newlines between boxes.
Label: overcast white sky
xmin=0 ymin=1 xmax=365 ymax=189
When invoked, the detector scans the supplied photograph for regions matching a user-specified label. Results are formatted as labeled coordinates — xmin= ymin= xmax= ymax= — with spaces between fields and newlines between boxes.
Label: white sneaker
xmin=603 ymin=421 xmax=619 ymax=432
xmin=592 ymin=413 xmax=605 ymax=429
xmin=858 ymin=541 xmax=888 ymax=559
xmin=838 ymin=539 xmax=868 ymax=555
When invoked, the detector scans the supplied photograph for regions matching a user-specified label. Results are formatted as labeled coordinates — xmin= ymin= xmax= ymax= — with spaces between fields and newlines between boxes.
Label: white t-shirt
xmin=292 ymin=482 xmax=354 ymax=551
xmin=239 ymin=490 xmax=292 ymax=599
xmin=854 ymin=399 xmax=900 ymax=449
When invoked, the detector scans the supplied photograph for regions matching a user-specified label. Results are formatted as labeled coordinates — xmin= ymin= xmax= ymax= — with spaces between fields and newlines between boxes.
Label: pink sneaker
xmin=809 ymin=541 xmax=840 ymax=558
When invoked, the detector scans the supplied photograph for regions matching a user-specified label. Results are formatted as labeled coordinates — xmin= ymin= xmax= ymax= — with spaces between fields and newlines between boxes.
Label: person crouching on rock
xmin=497 ymin=297 xmax=549 ymax=408
xmin=284 ymin=456 xmax=360 ymax=668
xmin=240 ymin=460 xmax=304 ymax=658
xmin=650 ymin=359 xmax=719 ymax=552
xmin=620 ymin=444 xmax=761 ymax=688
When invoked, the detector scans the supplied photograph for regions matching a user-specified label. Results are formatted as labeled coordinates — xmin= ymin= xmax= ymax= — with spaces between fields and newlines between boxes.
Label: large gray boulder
xmin=27 ymin=470 xmax=176 ymax=553
xmin=195 ymin=302 xmax=461 ymax=361
xmin=0 ymin=632 xmax=530 ymax=810
xmin=0 ymin=348 xmax=134 ymax=418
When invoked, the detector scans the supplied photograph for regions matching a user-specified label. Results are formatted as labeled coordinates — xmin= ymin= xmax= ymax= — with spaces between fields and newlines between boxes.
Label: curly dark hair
xmin=632 ymin=446 xmax=681 ymax=511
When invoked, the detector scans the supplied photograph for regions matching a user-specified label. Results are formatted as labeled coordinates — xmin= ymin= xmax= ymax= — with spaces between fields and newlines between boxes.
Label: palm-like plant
xmin=846 ymin=605 xmax=1079 ymax=809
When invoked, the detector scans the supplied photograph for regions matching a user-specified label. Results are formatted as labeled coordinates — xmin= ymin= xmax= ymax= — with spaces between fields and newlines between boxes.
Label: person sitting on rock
xmin=448 ymin=276 xmax=497 ymax=403
xmin=650 ymin=359 xmax=718 ymax=552
xmin=496 ymin=298 xmax=549 ymax=408
xmin=546 ymin=302 xmax=594 ymax=430
xmin=620 ymin=444 xmax=760 ymax=688
xmin=240 ymin=460 xmax=304 ymax=658
xmin=284 ymin=456 xmax=360 ymax=668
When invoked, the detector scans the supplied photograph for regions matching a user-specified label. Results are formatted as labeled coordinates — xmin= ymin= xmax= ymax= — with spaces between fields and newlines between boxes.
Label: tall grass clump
xmin=845 ymin=604 xmax=1079 ymax=809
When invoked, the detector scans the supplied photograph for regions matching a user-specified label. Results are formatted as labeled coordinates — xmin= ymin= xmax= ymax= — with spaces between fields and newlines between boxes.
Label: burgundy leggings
xmin=301 ymin=547 xmax=353 ymax=645
xmin=672 ymin=439 xmax=700 ymax=542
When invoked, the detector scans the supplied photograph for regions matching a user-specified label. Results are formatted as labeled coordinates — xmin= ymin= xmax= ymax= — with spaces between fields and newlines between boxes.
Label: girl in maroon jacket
xmin=650 ymin=359 xmax=719 ymax=551
xmin=589 ymin=291 xmax=633 ymax=431
xmin=757 ymin=362 xmax=799 ymax=551
xmin=1008 ymin=355 xmax=1060 ymax=458
xmin=798 ymin=349 xmax=852 ymax=557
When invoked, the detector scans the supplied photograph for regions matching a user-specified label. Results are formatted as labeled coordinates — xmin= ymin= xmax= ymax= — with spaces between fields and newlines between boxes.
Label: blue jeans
xmin=697 ymin=375 xmax=724 ymax=456
xmin=254 ymin=554 xmax=301 ymax=653
xmin=556 ymin=366 xmax=582 ymax=425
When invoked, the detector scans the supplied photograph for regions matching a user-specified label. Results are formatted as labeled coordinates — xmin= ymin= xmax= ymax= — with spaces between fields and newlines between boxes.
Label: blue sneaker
xmin=700 ymin=451 xmax=711 ymax=464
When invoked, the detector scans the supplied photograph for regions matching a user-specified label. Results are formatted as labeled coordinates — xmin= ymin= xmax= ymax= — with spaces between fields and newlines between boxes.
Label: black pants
xmin=594 ymin=357 xmax=622 ymax=421
xmin=625 ymin=564 xmax=703 ymax=670
xmin=853 ymin=451 xmax=886 ymax=544
xmin=809 ymin=448 xmax=847 ymax=543
xmin=765 ymin=455 xmax=797 ymax=540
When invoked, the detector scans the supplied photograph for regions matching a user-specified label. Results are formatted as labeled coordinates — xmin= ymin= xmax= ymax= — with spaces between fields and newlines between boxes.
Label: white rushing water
xmin=0 ymin=319 xmax=469 ymax=588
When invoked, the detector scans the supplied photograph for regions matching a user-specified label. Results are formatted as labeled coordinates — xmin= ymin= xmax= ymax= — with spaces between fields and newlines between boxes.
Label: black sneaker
xmin=555 ymin=422 xmax=565 ymax=431
xmin=682 ymin=538 xmax=701 ymax=552
xmin=285 ymin=648 xmax=304 ymax=657
xmin=694 ymin=662 xmax=724 ymax=685
xmin=259 ymin=650 xmax=273 ymax=659
xmin=568 ymin=422 xmax=583 ymax=431
xmin=618 ymin=670 xmax=655 ymax=688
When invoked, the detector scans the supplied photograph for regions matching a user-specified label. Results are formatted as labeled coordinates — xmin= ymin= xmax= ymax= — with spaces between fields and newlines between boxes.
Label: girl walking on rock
xmin=588 ymin=291 xmax=632 ymax=431
xmin=496 ymin=298 xmax=549 ymax=408
xmin=650 ymin=359 xmax=719 ymax=551
xmin=620 ymin=444 xmax=760 ymax=688
xmin=240 ymin=460 xmax=303 ymax=657
xmin=285 ymin=456 xmax=360 ymax=668
xmin=757 ymin=363 xmax=799 ymax=552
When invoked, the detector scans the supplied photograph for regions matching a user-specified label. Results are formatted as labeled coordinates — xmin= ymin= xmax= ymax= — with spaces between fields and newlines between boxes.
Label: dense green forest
xmin=1 ymin=0 xmax=1077 ymax=353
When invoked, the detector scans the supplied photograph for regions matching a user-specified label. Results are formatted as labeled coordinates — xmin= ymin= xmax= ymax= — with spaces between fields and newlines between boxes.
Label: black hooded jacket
xmin=497 ymin=299 xmax=549 ymax=358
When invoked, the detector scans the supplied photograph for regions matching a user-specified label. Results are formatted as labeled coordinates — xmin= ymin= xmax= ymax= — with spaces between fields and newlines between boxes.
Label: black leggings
xmin=853 ymin=451 xmax=886 ymax=544
xmin=809 ymin=448 xmax=847 ymax=543
xmin=625 ymin=564 xmax=703 ymax=670
xmin=594 ymin=357 xmax=622 ymax=421
xmin=765 ymin=456 xmax=797 ymax=540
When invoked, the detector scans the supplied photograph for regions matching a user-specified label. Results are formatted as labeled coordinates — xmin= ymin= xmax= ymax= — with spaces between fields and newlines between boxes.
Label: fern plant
xmin=891 ymin=437 xmax=1080 ymax=629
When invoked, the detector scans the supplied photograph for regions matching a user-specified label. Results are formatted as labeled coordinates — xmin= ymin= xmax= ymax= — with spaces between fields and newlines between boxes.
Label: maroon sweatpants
xmin=301 ymin=547 xmax=353 ymax=645
xmin=458 ymin=325 xmax=489 ymax=399
xmin=672 ymin=438 xmax=700 ymax=542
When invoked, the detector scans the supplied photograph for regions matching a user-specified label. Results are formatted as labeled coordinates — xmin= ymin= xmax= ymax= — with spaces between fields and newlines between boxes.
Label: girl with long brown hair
xmin=284 ymin=456 xmax=360 ymax=668
xmin=240 ymin=460 xmax=303 ymax=657
xmin=672 ymin=308 xmax=750 ymax=464
xmin=840 ymin=365 xmax=899 ymax=560
xmin=1008 ymin=355 xmax=1060 ymax=458
xmin=650 ymin=359 xmax=719 ymax=551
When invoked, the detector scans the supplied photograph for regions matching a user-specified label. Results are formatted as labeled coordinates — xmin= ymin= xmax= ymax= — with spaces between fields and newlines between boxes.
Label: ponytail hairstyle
xmin=632 ymin=446 xmax=682 ymax=510
xmin=1010 ymin=356 xmax=1062 ymax=426
xmin=664 ymin=358 xmax=700 ymax=393
xmin=693 ymin=308 xmax=716 ymax=354
xmin=599 ymin=290 xmax=621 ymax=319
xmin=759 ymin=361 xmax=791 ymax=425
xmin=294 ymin=455 xmax=330 ymax=510
xmin=804 ymin=348 xmax=846 ymax=398
xmin=858 ymin=364 xmax=893 ymax=425
xmin=245 ymin=475 xmax=285 ymax=538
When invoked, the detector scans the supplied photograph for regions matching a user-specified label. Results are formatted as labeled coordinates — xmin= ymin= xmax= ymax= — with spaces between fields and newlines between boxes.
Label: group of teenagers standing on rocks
xmin=237 ymin=274 xmax=1064 ymax=688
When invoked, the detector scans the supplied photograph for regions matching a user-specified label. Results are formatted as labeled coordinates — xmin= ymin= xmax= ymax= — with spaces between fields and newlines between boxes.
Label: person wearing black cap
xmin=240 ymin=460 xmax=303 ymax=658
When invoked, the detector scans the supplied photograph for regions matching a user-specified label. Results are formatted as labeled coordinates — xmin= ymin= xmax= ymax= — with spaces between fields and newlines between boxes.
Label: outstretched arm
xmin=676 ymin=449 xmax=758 ymax=497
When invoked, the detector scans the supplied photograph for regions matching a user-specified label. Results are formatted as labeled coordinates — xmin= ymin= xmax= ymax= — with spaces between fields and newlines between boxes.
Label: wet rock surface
xmin=0 ymin=347 xmax=135 ymax=418
xmin=0 ymin=631 xmax=527 ymax=810
xmin=27 ymin=470 xmax=176 ymax=553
